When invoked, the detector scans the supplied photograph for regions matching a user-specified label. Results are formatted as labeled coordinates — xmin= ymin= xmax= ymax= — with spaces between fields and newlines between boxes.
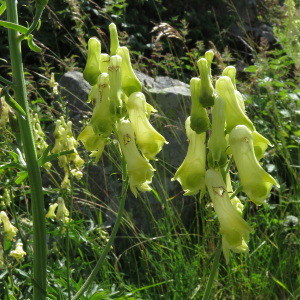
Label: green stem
xmin=71 ymin=175 xmax=129 ymax=300
xmin=6 ymin=1 xmax=47 ymax=299
xmin=66 ymin=174 xmax=74 ymax=300
xmin=202 ymin=240 xmax=222 ymax=300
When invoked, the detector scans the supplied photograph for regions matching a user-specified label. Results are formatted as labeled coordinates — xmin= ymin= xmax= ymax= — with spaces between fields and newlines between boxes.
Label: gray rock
xmin=58 ymin=71 xmax=195 ymax=232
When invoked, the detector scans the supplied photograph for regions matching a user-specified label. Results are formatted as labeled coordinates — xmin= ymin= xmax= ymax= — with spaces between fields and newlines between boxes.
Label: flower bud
xmin=116 ymin=46 xmax=142 ymax=97
xmin=197 ymin=58 xmax=215 ymax=107
xmin=109 ymin=23 xmax=120 ymax=56
xmin=172 ymin=117 xmax=206 ymax=196
xmin=216 ymin=76 xmax=254 ymax=133
xmin=222 ymin=66 xmax=237 ymax=89
xmin=207 ymin=96 xmax=228 ymax=169
xmin=83 ymin=37 xmax=102 ymax=86
xmin=127 ymin=92 xmax=167 ymax=160
xmin=190 ymin=77 xmax=210 ymax=134
xmin=205 ymin=50 xmax=214 ymax=77
xmin=100 ymin=53 xmax=110 ymax=73
xmin=229 ymin=125 xmax=279 ymax=205
xmin=205 ymin=169 xmax=252 ymax=263
xmin=116 ymin=119 xmax=155 ymax=197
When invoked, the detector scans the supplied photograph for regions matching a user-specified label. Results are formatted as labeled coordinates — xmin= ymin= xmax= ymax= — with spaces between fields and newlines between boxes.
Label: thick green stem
xmin=6 ymin=0 xmax=47 ymax=298
xmin=72 ymin=176 xmax=129 ymax=300
xmin=202 ymin=240 xmax=222 ymax=300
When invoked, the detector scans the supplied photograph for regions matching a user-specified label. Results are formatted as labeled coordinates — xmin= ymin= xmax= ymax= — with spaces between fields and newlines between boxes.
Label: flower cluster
xmin=52 ymin=117 xmax=84 ymax=189
xmin=173 ymin=51 xmax=280 ymax=262
xmin=45 ymin=197 xmax=70 ymax=224
xmin=0 ymin=90 xmax=10 ymax=129
xmin=31 ymin=112 xmax=52 ymax=170
xmin=79 ymin=23 xmax=167 ymax=197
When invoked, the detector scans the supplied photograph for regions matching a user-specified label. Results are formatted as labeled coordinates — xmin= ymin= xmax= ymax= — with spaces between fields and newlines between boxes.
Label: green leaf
xmin=38 ymin=149 xmax=75 ymax=167
xmin=0 ymin=20 xmax=28 ymax=33
xmin=244 ymin=65 xmax=257 ymax=73
xmin=4 ymin=91 xmax=26 ymax=116
xmin=15 ymin=170 xmax=28 ymax=184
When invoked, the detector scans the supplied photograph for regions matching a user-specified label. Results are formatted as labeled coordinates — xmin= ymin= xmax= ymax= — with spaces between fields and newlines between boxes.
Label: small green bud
xmin=222 ymin=66 xmax=237 ymax=89
xmin=197 ymin=58 xmax=215 ymax=107
xmin=83 ymin=37 xmax=101 ymax=86
xmin=190 ymin=77 xmax=210 ymax=134
xmin=109 ymin=23 xmax=120 ymax=56
xmin=205 ymin=50 xmax=214 ymax=77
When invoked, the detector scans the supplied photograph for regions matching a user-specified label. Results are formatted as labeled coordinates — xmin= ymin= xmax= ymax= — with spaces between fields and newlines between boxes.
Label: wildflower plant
xmin=173 ymin=51 xmax=280 ymax=271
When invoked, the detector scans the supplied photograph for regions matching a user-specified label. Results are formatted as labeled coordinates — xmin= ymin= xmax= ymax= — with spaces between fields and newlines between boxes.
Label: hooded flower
xmin=89 ymin=73 xmax=113 ymax=138
xmin=172 ymin=117 xmax=206 ymax=196
xmin=83 ymin=37 xmax=102 ymax=86
xmin=117 ymin=119 xmax=155 ymax=197
xmin=127 ymin=92 xmax=167 ymax=160
xmin=229 ymin=125 xmax=280 ymax=205
xmin=205 ymin=169 xmax=252 ymax=263
xmin=10 ymin=243 xmax=26 ymax=262
xmin=45 ymin=203 xmax=58 ymax=220
xmin=190 ymin=77 xmax=210 ymax=134
xmin=56 ymin=197 xmax=70 ymax=223
xmin=0 ymin=211 xmax=17 ymax=241
xmin=216 ymin=76 xmax=254 ymax=133
xmin=197 ymin=58 xmax=215 ymax=107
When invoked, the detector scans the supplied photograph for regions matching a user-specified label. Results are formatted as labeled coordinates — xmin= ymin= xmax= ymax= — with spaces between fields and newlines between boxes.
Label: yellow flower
xmin=10 ymin=243 xmax=26 ymax=262
xmin=205 ymin=169 xmax=252 ymax=263
xmin=83 ymin=37 xmax=101 ymax=86
xmin=56 ymin=197 xmax=69 ymax=223
xmin=89 ymin=73 xmax=113 ymax=138
xmin=216 ymin=76 xmax=254 ymax=133
xmin=190 ymin=77 xmax=210 ymax=134
xmin=45 ymin=203 xmax=58 ymax=220
xmin=252 ymin=131 xmax=273 ymax=161
xmin=0 ymin=211 xmax=17 ymax=241
xmin=116 ymin=119 xmax=155 ymax=197
xmin=172 ymin=117 xmax=206 ymax=196
xmin=127 ymin=92 xmax=167 ymax=160
xmin=229 ymin=125 xmax=280 ymax=205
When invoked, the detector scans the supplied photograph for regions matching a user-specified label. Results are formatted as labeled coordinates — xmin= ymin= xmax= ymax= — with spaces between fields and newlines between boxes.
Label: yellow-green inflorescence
xmin=173 ymin=50 xmax=280 ymax=263
xmin=79 ymin=23 xmax=167 ymax=197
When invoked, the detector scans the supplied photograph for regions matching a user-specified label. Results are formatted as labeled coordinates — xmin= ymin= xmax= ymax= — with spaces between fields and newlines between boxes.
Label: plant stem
xmin=6 ymin=0 xmax=47 ymax=298
xmin=71 ymin=175 xmax=129 ymax=300
xmin=66 ymin=174 xmax=74 ymax=300
xmin=202 ymin=240 xmax=222 ymax=300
